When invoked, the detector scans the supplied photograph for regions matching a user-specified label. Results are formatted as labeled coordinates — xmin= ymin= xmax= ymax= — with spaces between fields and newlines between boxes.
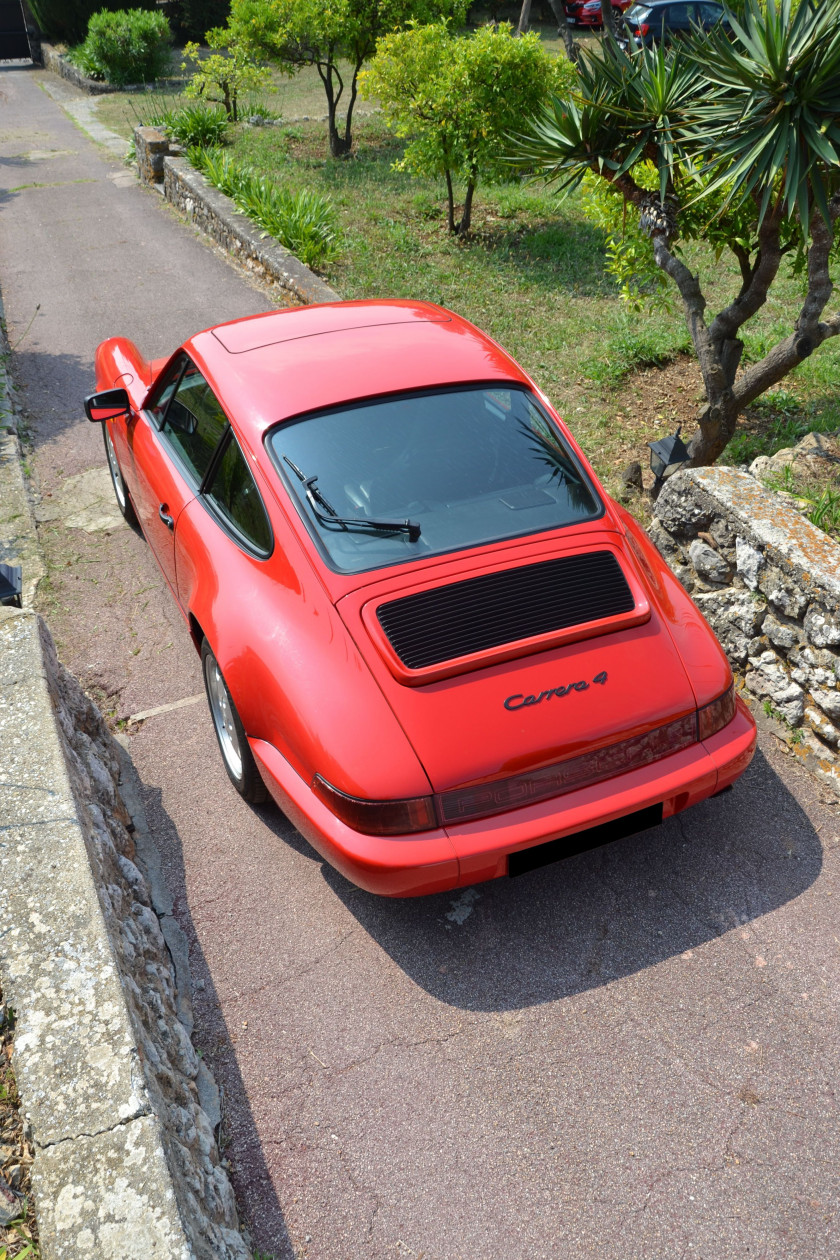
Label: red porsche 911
xmin=85 ymin=301 xmax=755 ymax=896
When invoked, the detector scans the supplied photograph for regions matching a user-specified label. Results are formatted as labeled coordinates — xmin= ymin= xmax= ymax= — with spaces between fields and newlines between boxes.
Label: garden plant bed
xmin=93 ymin=74 xmax=840 ymax=500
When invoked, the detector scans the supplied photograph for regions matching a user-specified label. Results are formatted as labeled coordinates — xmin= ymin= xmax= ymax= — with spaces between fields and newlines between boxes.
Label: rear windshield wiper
xmin=283 ymin=457 xmax=421 ymax=543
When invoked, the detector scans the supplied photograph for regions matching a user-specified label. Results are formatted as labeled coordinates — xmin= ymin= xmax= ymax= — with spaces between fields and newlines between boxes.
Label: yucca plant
xmin=511 ymin=0 xmax=840 ymax=466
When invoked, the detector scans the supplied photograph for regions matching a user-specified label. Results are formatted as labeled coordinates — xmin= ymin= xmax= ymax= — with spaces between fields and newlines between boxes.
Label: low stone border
xmin=40 ymin=42 xmax=188 ymax=95
xmin=0 ymin=610 xmax=251 ymax=1258
xmin=652 ymin=466 xmax=840 ymax=793
xmin=0 ymin=292 xmax=250 ymax=1256
xmin=134 ymin=126 xmax=340 ymax=305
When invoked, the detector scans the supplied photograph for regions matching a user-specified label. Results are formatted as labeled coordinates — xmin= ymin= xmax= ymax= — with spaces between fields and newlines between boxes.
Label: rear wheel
xmin=102 ymin=424 xmax=138 ymax=527
xmin=201 ymin=640 xmax=268 ymax=804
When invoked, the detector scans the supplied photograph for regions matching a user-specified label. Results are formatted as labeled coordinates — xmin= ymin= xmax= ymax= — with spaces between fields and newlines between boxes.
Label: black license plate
xmin=508 ymin=803 xmax=664 ymax=878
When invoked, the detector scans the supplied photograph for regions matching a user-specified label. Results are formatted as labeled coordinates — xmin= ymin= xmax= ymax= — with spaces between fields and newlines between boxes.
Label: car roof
xmin=182 ymin=300 xmax=530 ymax=450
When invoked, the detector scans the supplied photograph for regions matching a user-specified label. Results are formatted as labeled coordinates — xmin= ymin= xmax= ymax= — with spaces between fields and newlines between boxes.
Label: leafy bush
xmin=361 ymin=23 xmax=572 ymax=234
xmin=71 ymin=8 xmax=171 ymax=86
xmin=181 ymin=26 xmax=270 ymax=121
xmin=190 ymin=147 xmax=340 ymax=268
xmin=27 ymin=0 xmax=149 ymax=44
xmin=129 ymin=95 xmax=229 ymax=144
xmin=167 ymin=103 xmax=229 ymax=146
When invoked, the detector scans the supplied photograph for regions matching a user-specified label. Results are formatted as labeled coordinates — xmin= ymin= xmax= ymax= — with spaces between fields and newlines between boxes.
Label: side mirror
xmin=84 ymin=388 xmax=131 ymax=423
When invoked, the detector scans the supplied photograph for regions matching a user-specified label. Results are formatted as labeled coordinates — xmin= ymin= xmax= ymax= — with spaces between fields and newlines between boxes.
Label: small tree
xmin=227 ymin=0 xmax=463 ymax=158
xmin=182 ymin=26 xmax=270 ymax=120
xmin=512 ymin=0 xmax=840 ymax=466
xmin=362 ymin=22 xmax=570 ymax=234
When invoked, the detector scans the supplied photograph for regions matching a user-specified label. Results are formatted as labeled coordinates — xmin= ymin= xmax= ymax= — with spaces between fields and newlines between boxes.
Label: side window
xmin=665 ymin=3 xmax=691 ymax=25
xmin=161 ymin=362 xmax=229 ymax=485
xmin=206 ymin=434 xmax=272 ymax=556
xmin=147 ymin=354 xmax=187 ymax=428
xmin=693 ymin=1 xmax=721 ymax=21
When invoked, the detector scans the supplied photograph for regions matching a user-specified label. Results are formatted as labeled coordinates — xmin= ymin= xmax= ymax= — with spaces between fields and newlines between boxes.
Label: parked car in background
xmin=85 ymin=301 xmax=755 ymax=897
xmin=622 ymin=0 xmax=728 ymax=45
xmin=564 ymin=1 xmax=589 ymax=25
xmin=577 ymin=0 xmax=634 ymax=27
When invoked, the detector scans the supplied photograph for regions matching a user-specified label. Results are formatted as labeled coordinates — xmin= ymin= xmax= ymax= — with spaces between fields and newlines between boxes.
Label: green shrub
xmin=167 ymin=103 xmax=229 ymax=146
xmin=191 ymin=147 xmax=340 ymax=268
xmin=71 ymin=8 xmax=171 ymax=86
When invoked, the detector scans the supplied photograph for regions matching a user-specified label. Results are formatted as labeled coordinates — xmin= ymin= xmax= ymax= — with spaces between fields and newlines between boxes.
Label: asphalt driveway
xmin=2 ymin=63 xmax=839 ymax=1260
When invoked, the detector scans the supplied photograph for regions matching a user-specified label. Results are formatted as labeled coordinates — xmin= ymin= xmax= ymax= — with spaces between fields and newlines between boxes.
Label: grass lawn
xmin=94 ymin=47 xmax=840 ymax=499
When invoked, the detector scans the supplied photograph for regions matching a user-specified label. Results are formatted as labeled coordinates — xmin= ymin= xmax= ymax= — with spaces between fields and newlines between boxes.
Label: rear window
xmin=626 ymin=4 xmax=652 ymax=18
xmin=267 ymin=385 xmax=602 ymax=575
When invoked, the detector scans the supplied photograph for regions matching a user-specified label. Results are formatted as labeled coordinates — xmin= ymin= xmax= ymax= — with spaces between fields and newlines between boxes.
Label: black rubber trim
xmin=507 ymin=803 xmax=664 ymax=877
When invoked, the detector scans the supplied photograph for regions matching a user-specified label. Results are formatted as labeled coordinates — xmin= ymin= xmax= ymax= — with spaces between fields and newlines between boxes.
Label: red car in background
xmin=85 ymin=301 xmax=755 ymax=896
xmin=575 ymin=0 xmax=634 ymax=25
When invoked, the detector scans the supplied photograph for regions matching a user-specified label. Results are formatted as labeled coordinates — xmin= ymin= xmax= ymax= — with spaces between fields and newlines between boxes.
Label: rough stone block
xmin=806 ymin=706 xmax=840 ymax=748
xmin=812 ymin=687 xmax=840 ymax=722
xmin=760 ymin=567 xmax=809 ymax=618
xmin=648 ymin=519 xmax=684 ymax=564
xmin=688 ymin=539 xmax=732 ymax=584
xmin=736 ymin=536 xmax=763 ymax=590
xmin=804 ymin=604 xmax=840 ymax=648
xmin=762 ymin=612 xmax=801 ymax=651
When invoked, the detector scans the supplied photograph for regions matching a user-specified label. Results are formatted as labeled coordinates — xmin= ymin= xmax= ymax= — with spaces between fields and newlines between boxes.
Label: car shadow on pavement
xmin=317 ymin=745 xmax=823 ymax=1012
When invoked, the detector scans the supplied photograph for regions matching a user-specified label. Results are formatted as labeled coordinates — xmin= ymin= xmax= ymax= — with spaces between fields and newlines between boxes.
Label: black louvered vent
xmin=377 ymin=551 xmax=636 ymax=670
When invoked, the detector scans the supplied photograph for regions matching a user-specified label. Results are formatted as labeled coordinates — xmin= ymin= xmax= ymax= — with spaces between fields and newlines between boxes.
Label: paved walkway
xmin=2 ymin=63 xmax=840 ymax=1260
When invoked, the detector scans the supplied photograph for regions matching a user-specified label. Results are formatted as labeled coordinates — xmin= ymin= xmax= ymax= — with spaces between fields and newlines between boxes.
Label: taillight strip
xmin=312 ymin=684 xmax=736 ymax=836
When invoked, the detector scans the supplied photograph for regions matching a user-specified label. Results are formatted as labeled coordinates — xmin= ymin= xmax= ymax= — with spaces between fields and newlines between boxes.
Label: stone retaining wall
xmin=40 ymin=43 xmax=186 ymax=94
xmin=0 ymin=609 xmax=250 ymax=1258
xmin=652 ymin=467 xmax=840 ymax=789
xmin=158 ymin=146 xmax=340 ymax=305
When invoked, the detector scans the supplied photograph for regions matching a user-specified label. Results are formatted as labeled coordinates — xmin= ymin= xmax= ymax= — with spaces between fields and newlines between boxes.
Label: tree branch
xmin=730 ymin=241 xmax=754 ymax=297
xmin=708 ymin=208 xmax=783 ymax=343
xmin=649 ymin=229 xmax=730 ymax=403
xmin=797 ymin=196 xmax=840 ymax=335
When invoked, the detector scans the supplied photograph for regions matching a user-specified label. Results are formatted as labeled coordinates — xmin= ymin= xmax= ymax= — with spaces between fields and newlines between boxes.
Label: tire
xmin=201 ymin=640 xmax=268 ymax=804
xmin=102 ymin=423 xmax=139 ymax=527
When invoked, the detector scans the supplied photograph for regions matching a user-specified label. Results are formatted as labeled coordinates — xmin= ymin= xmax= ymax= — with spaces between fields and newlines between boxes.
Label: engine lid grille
xmin=376 ymin=551 xmax=636 ymax=671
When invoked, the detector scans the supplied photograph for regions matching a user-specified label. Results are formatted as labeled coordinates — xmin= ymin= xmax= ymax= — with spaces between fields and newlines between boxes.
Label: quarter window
xmin=206 ymin=435 xmax=272 ymax=555
xmin=161 ymin=362 xmax=229 ymax=485
xmin=147 ymin=354 xmax=187 ymax=428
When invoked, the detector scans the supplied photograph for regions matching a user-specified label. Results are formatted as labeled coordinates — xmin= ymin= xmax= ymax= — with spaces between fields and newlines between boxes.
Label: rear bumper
xmin=250 ymin=699 xmax=756 ymax=897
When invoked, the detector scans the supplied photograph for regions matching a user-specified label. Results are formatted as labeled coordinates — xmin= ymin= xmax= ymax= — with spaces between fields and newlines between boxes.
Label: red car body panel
xmin=578 ymin=0 xmax=633 ymax=23
xmin=92 ymin=301 xmax=756 ymax=896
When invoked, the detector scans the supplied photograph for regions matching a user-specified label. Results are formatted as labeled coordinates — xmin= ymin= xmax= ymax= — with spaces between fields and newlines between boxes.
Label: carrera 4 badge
xmin=504 ymin=671 xmax=608 ymax=712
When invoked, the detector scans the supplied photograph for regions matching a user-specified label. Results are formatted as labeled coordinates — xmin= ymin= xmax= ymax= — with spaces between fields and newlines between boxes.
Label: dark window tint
xmin=692 ymin=1 xmax=722 ymax=20
xmin=147 ymin=355 xmax=187 ymax=428
xmin=206 ymin=435 xmax=272 ymax=555
xmin=664 ymin=3 xmax=691 ymax=25
xmin=268 ymin=385 xmax=602 ymax=575
xmin=162 ymin=363 xmax=229 ymax=484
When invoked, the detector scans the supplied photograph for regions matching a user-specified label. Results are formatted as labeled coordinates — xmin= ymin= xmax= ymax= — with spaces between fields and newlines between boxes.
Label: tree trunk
xmin=517 ymin=0 xmax=533 ymax=35
xmin=444 ymin=168 xmax=456 ymax=234
xmin=319 ymin=60 xmax=352 ymax=158
xmin=546 ymin=0 xmax=580 ymax=61
xmin=341 ymin=60 xmax=364 ymax=154
xmin=456 ymin=172 xmax=477 ymax=235
xmin=600 ymin=0 xmax=619 ymax=42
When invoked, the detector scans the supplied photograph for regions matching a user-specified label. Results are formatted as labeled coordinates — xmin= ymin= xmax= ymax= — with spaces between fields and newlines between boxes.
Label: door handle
xmin=158 ymin=503 xmax=174 ymax=531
